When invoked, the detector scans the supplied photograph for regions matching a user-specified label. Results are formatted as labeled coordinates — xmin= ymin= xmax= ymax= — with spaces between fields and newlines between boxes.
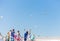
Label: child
xmin=16 ymin=30 xmax=21 ymax=41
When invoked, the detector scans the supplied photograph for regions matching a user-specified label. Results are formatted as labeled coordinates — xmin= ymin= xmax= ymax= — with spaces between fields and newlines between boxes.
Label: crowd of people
xmin=0 ymin=29 xmax=35 ymax=41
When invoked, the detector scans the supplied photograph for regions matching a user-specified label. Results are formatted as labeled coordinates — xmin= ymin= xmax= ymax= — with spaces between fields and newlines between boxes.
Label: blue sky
xmin=0 ymin=0 xmax=60 ymax=37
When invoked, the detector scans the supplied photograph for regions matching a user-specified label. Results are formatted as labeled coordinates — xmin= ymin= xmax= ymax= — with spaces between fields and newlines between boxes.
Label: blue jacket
xmin=11 ymin=32 xmax=15 ymax=37
xmin=24 ymin=31 xmax=28 ymax=39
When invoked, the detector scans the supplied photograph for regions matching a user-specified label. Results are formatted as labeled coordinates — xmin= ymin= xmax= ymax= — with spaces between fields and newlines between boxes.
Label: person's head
xmin=10 ymin=30 xmax=11 ymax=31
xmin=13 ymin=29 xmax=15 ymax=31
xmin=10 ymin=30 xmax=12 ymax=32
xmin=26 ymin=31 xmax=28 ymax=34
xmin=17 ymin=30 xmax=19 ymax=33
xmin=17 ymin=30 xmax=20 ymax=35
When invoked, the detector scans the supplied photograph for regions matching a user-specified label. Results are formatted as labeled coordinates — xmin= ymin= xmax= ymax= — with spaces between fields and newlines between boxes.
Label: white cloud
xmin=0 ymin=16 xmax=3 ymax=19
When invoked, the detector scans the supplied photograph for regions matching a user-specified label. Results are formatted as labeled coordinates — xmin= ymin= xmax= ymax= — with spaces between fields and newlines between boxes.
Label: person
xmin=27 ymin=30 xmax=31 ymax=41
xmin=16 ymin=30 xmax=21 ymax=41
xmin=14 ymin=32 xmax=17 ymax=41
xmin=30 ymin=34 xmax=35 ymax=41
xmin=11 ymin=29 xmax=15 ymax=41
xmin=7 ymin=32 xmax=10 ymax=41
xmin=24 ymin=31 xmax=28 ymax=41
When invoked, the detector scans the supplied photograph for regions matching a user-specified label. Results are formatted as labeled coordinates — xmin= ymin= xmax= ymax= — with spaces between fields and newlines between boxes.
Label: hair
xmin=17 ymin=30 xmax=20 ymax=35
xmin=26 ymin=31 xmax=28 ymax=34
xmin=17 ymin=30 xmax=19 ymax=33
xmin=13 ymin=29 xmax=15 ymax=31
